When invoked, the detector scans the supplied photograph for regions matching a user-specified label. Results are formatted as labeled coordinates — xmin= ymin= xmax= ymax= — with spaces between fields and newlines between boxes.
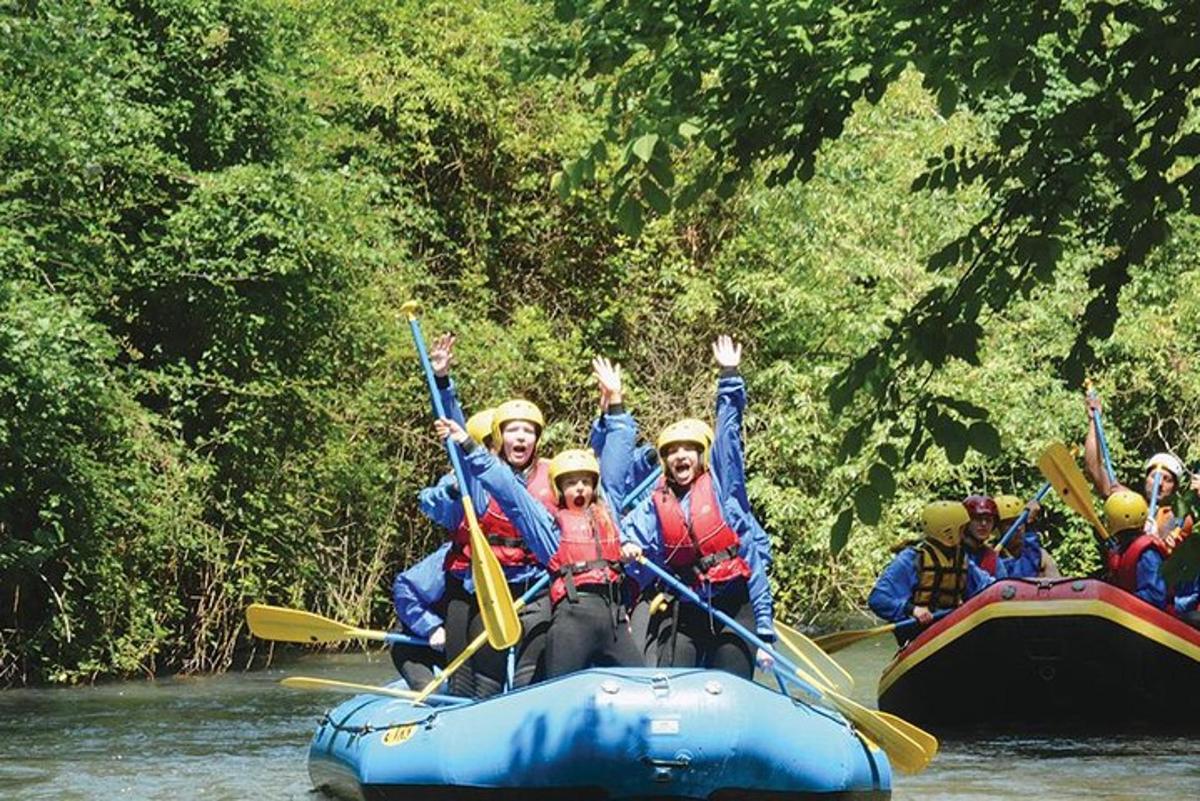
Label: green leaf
xmin=846 ymin=64 xmax=871 ymax=83
xmin=616 ymin=197 xmax=644 ymax=236
xmin=640 ymin=177 xmax=672 ymax=214
xmin=678 ymin=120 xmax=701 ymax=138
xmin=868 ymin=462 xmax=897 ymax=501
xmin=967 ymin=420 xmax=1002 ymax=458
xmin=830 ymin=507 xmax=854 ymax=554
xmin=878 ymin=443 xmax=900 ymax=466
xmin=854 ymin=484 xmax=882 ymax=526
xmin=632 ymin=133 xmax=659 ymax=163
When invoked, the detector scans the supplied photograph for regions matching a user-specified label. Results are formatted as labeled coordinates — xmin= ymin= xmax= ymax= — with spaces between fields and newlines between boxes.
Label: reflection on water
xmin=0 ymin=639 xmax=1197 ymax=799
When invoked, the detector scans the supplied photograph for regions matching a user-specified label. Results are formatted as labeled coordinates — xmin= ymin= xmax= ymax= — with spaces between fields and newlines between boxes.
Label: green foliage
xmin=527 ymin=0 xmax=1200 ymax=561
xmin=5 ymin=0 xmax=1200 ymax=684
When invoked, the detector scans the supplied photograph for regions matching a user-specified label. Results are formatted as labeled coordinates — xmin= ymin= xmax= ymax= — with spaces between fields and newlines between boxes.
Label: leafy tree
xmin=526 ymin=0 xmax=1200 ymax=562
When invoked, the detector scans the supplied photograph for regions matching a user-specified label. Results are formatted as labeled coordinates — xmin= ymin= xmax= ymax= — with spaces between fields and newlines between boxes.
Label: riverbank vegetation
xmin=3 ymin=0 xmax=1199 ymax=684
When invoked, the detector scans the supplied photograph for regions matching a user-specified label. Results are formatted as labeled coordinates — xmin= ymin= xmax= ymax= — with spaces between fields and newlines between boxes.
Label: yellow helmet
xmin=549 ymin=449 xmax=600 ymax=501
xmin=465 ymin=408 xmax=496 ymax=445
xmin=1104 ymin=490 xmax=1148 ymax=534
xmin=656 ymin=418 xmax=713 ymax=463
xmin=921 ymin=501 xmax=970 ymax=548
xmin=994 ymin=495 xmax=1024 ymax=522
xmin=491 ymin=399 xmax=545 ymax=443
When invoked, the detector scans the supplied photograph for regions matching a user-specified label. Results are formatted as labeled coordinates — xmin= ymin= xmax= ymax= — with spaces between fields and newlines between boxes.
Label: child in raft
xmin=960 ymin=495 xmax=1008 ymax=578
xmin=869 ymin=501 xmax=995 ymax=644
xmin=1102 ymin=489 xmax=1170 ymax=610
xmin=388 ymin=541 xmax=451 ymax=689
xmin=434 ymin=369 xmax=645 ymax=676
xmin=993 ymin=495 xmax=1061 ymax=579
xmin=617 ymin=336 xmax=776 ymax=679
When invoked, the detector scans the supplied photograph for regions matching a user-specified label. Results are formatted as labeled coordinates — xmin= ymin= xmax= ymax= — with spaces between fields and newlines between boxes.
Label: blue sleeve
xmin=620 ymin=493 xmax=664 ymax=589
xmin=588 ymin=415 xmax=606 ymax=457
xmin=391 ymin=542 xmax=451 ymax=637
xmin=741 ymin=523 xmax=775 ymax=637
xmin=435 ymin=377 xmax=466 ymax=427
xmin=1174 ymin=577 xmax=1200 ymax=614
xmin=1136 ymin=550 xmax=1168 ymax=609
xmin=964 ymin=560 xmax=996 ymax=599
xmin=599 ymin=409 xmax=638 ymax=512
xmin=418 ymin=472 xmax=464 ymax=531
xmin=1001 ymin=532 xmax=1043 ymax=579
xmin=463 ymin=447 xmax=558 ymax=566
xmin=711 ymin=371 xmax=748 ymax=512
xmin=620 ymin=446 xmax=662 ymax=516
xmin=868 ymin=550 xmax=919 ymax=623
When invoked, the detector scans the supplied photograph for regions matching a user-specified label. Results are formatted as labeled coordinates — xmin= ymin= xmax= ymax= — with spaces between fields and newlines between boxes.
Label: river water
xmin=1 ymin=637 xmax=1197 ymax=800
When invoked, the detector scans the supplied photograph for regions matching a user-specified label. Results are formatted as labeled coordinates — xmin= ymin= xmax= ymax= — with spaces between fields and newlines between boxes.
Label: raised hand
xmin=592 ymin=356 xmax=623 ymax=407
xmin=434 ymin=417 xmax=470 ymax=445
xmin=712 ymin=335 xmax=742 ymax=369
xmin=430 ymin=332 xmax=456 ymax=377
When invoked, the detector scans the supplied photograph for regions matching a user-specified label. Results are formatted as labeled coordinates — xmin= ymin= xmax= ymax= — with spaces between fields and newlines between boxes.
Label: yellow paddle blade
xmin=775 ymin=620 xmax=854 ymax=691
xmin=822 ymin=685 xmax=932 ymax=774
xmin=877 ymin=711 xmax=939 ymax=760
xmin=813 ymin=622 xmax=897 ymax=654
xmin=785 ymin=658 xmax=935 ymax=774
xmin=281 ymin=676 xmax=419 ymax=700
xmin=245 ymin=604 xmax=387 ymax=644
xmin=461 ymin=494 xmax=522 ymax=651
xmin=1037 ymin=442 xmax=1109 ymax=542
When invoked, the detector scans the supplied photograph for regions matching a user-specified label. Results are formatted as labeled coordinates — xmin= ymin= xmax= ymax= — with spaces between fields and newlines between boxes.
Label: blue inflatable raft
xmin=306 ymin=667 xmax=891 ymax=800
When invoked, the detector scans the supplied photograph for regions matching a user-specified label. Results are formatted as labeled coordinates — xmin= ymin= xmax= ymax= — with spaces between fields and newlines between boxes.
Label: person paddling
xmin=1102 ymin=490 xmax=1169 ymax=610
xmin=1083 ymin=393 xmax=1194 ymax=549
xmin=618 ymin=336 xmax=776 ymax=679
xmin=868 ymin=501 xmax=995 ymax=645
xmin=994 ymin=495 xmax=1061 ymax=578
xmin=961 ymin=495 xmax=1008 ymax=577
xmin=389 ymin=542 xmax=451 ymax=689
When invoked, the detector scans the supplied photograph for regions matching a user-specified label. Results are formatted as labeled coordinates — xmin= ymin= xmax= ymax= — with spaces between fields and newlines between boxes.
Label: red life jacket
xmin=1107 ymin=533 xmax=1169 ymax=595
xmin=547 ymin=504 xmax=623 ymax=605
xmin=652 ymin=472 xmax=750 ymax=586
xmin=970 ymin=546 xmax=999 ymax=577
xmin=444 ymin=458 xmax=556 ymax=573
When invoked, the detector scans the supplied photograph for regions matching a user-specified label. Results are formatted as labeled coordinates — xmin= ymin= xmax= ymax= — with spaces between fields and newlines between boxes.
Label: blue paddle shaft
xmin=1091 ymin=400 xmax=1118 ymax=485
xmin=895 ymin=608 xmax=952 ymax=632
xmin=1147 ymin=469 xmax=1164 ymax=529
xmin=405 ymin=315 xmax=474 ymax=498
xmin=384 ymin=632 xmax=430 ymax=648
xmin=994 ymin=482 xmax=1052 ymax=552
xmin=636 ymin=558 xmax=826 ymax=702
xmin=622 ymin=467 xmax=663 ymax=512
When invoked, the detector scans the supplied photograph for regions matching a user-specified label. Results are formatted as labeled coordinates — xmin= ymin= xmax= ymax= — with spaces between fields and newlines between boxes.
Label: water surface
xmin=1 ymin=639 xmax=1197 ymax=799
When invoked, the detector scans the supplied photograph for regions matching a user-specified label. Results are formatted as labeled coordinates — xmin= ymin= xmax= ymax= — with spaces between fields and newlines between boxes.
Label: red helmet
xmin=963 ymin=495 xmax=999 ymax=519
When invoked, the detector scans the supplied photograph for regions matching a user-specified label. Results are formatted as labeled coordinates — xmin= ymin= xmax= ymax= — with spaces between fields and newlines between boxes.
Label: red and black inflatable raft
xmin=877 ymin=578 xmax=1200 ymax=729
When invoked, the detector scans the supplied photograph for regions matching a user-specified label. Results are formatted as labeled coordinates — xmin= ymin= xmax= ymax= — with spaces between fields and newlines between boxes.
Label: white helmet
xmin=1144 ymin=452 xmax=1184 ymax=480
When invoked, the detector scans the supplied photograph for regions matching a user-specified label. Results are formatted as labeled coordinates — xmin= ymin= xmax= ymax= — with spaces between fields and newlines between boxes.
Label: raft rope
xmin=319 ymin=709 xmax=444 ymax=737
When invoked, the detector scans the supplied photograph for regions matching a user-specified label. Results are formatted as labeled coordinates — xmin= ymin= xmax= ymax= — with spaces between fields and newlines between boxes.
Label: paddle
xmin=636 ymin=557 xmax=936 ymax=774
xmin=773 ymin=620 xmax=855 ymax=691
xmin=621 ymin=466 xmax=663 ymax=513
xmin=411 ymin=573 xmax=551 ymax=705
xmin=814 ymin=610 xmax=953 ymax=655
xmin=1086 ymin=381 xmax=1118 ymax=485
xmin=401 ymin=300 xmax=520 ymax=651
xmin=1037 ymin=442 xmax=1110 ymax=542
xmin=246 ymin=604 xmax=427 ymax=648
xmin=1146 ymin=468 xmax=1164 ymax=531
xmin=993 ymin=483 xmax=1052 ymax=553
xmin=281 ymin=676 xmax=467 ymax=706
